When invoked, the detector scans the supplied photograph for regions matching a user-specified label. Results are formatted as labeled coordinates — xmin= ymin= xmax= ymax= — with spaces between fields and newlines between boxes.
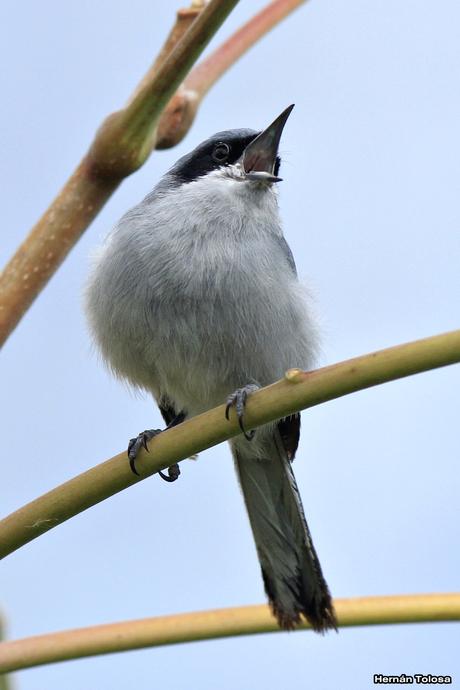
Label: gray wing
xmin=275 ymin=235 xmax=298 ymax=276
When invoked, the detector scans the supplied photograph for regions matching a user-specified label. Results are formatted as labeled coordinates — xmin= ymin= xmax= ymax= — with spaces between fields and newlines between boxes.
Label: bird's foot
xmin=225 ymin=383 xmax=260 ymax=441
xmin=127 ymin=429 xmax=181 ymax=483
xmin=158 ymin=463 xmax=181 ymax=483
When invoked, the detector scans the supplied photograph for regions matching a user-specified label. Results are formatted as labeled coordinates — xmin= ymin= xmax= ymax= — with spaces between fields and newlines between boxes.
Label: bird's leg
xmin=127 ymin=411 xmax=186 ymax=481
xmin=225 ymin=383 xmax=260 ymax=441
xmin=158 ymin=412 xmax=185 ymax=482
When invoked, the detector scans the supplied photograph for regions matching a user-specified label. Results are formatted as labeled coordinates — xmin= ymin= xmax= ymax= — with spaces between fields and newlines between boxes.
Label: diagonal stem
xmin=187 ymin=0 xmax=307 ymax=96
xmin=0 ymin=0 xmax=240 ymax=347
xmin=156 ymin=0 xmax=309 ymax=147
xmin=0 ymin=329 xmax=458 ymax=561
xmin=0 ymin=0 xmax=306 ymax=347
xmin=0 ymin=594 xmax=459 ymax=673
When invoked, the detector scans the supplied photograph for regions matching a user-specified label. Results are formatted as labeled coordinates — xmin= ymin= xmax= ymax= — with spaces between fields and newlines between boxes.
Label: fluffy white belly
xmin=85 ymin=178 xmax=318 ymax=418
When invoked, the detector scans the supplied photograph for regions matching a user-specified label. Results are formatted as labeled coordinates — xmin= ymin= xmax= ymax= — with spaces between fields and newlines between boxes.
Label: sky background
xmin=1 ymin=1 xmax=459 ymax=688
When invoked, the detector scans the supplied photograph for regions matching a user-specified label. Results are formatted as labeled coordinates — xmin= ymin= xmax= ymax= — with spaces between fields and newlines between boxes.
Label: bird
xmin=84 ymin=105 xmax=337 ymax=632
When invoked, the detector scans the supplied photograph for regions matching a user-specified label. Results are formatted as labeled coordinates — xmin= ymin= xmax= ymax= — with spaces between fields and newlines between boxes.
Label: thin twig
xmin=0 ymin=329 xmax=458 ymax=561
xmin=0 ymin=0 xmax=240 ymax=346
xmin=156 ymin=0 xmax=308 ymax=147
xmin=0 ymin=593 xmax=459 ymax=673
xmin=187 ymin=0 xmax=307 ymax=95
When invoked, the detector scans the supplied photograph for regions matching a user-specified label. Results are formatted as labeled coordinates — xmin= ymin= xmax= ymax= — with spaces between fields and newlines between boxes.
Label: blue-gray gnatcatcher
xmin=85 ymin=105 xmax=337 ymax=632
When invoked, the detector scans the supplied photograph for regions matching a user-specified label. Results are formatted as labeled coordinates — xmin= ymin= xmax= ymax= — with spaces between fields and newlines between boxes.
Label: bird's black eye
xmin=212 ymin=142 xmax=230 ymax=163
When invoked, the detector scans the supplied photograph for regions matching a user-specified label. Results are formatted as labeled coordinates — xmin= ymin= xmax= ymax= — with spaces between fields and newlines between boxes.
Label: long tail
xmin=232 ymin=429 xmax=337 ymax=632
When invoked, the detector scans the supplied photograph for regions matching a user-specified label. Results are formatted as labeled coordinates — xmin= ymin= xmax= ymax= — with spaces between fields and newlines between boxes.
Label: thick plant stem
xmin=0 ymin=0 xmax=240 ymax=347
xmin=0 ymin=329 xmax=458 ymax=561
xmin=0 ymin=162 xmax=120 ymax=344
xmin=0 ymin=594 xmax=458 ymax=673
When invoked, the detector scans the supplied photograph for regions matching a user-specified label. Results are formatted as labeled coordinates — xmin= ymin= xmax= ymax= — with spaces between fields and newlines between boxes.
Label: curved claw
xmin=158 ymin=463 xmax=181 ymax=483
xmin=240 ymin=423 xmax=255 ymax=441
xmin=129 ymin=457 xmax=140 ymax=477
xmin=225 ymin=401 xmax=232 ymax=421
xmin=225 ymin=383 xmax=260 ymax=441
xmin=127 ymin=429 xmax=161 ymax=476
xmin=127 ymin=419 xmax=186 ymax=483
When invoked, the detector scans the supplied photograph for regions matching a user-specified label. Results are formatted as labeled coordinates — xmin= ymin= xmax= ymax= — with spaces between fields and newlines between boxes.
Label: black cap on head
xmin=167 ymin=106 xmax=294 ymax=186
xmin=169 ymin=129 xmax=258 ymax=184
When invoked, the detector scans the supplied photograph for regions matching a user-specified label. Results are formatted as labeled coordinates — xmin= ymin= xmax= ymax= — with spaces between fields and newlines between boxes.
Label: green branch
xmin=0 ymin=329 xmax=458 ymax=561
xmin=0 ymin=0 xmax=240 ymax=346
xmin=88 ymin=0 xmax=241 ymax=175
xmin=0 ymin=593 xmax=459 ymax=672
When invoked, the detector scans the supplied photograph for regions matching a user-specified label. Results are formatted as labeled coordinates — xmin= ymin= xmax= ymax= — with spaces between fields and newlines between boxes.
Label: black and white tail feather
xmin=232 ymin=415 xmax=337 ymax=632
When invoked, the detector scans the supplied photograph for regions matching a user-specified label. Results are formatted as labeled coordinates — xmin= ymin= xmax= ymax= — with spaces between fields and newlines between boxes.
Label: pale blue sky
xmin=1 ymin=2 xmax=459 ymax=689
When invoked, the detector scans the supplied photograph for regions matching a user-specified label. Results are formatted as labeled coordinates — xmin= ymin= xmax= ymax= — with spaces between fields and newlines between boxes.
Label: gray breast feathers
xmin=84 ymin=173 xmax=318 ymax=415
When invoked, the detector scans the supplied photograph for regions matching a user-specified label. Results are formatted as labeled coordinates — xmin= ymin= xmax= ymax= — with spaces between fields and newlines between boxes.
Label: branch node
xmin=156 ymin=88 xmax=201 ymax=149
xmin=284 ymin=368 xmax=304 ymax=383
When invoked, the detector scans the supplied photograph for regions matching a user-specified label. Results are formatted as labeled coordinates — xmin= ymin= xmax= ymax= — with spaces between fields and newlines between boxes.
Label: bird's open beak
xmin=242 ymin=104 xmax=294 ymax=183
